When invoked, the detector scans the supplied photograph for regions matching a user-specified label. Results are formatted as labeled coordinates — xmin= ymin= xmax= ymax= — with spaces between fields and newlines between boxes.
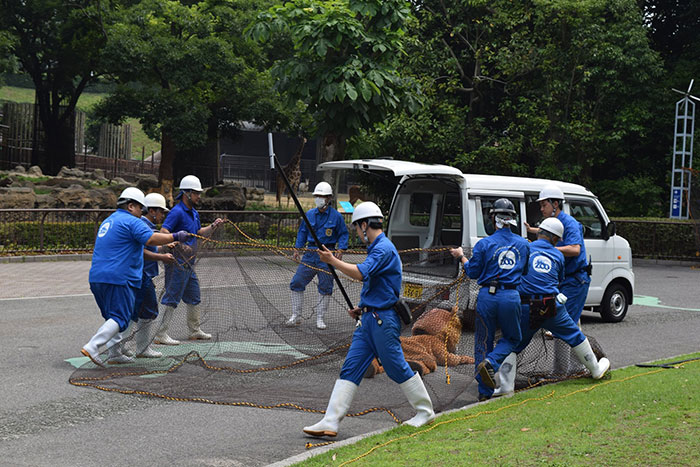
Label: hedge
xmin=613 ymin=218 xmax=700 ymax=260
xmin=2 ymin=217 xmax=699 ymax=260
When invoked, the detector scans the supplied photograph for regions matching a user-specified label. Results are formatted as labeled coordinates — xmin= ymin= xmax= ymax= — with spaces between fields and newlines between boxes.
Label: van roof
xmin=318 ymin=159 xmax=595 ymax=198
xmin=463 ymin=173 xmax=594 ymax=198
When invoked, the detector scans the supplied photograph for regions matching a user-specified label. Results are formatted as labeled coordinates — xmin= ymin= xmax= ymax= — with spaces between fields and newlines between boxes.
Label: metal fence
xmin=0 ymin=209 xmax=356 ymax=255
xmin=2 ymin=210 xmax=699 ymax=260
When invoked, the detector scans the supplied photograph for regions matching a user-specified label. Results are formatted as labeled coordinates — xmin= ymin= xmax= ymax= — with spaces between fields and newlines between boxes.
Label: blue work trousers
xmin=289 ymin=251 xmax=334 ymax=295
xmin=339 ymin=308 xmax=414 ymax=385
xmin=514 ymin=302 xmax=586 ymax=354
xmin=474 ymin=287 xmax=522 ymax=398
xmin=561 ymin=273 xmax=590 ymax=323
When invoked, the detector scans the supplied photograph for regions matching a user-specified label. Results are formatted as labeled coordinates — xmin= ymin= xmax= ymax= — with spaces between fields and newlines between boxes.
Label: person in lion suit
xmin=364 ymin=307 xmax=474 ymax=378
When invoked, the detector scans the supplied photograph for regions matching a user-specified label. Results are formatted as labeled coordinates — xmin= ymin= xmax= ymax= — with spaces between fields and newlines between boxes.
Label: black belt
xmin=520 ymin=294 xmax=555 ymax=304
xmin=306 ymin=243 xmax=337 ymax=249
xmin=480 ymin=284 xmax=518 ymax=290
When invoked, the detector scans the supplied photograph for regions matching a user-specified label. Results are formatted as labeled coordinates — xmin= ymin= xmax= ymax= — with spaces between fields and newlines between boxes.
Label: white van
xmin=319 ymin=159 xmax=634 ymax=323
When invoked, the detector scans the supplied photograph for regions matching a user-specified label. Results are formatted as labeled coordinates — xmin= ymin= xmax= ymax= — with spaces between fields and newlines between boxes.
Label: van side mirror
xmin=603 ymin=221 xmax=616 ymax=240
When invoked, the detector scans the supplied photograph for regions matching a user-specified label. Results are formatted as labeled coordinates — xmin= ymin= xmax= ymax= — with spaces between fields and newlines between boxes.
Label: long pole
xmin=269 ymin=136 xmax=354 ymax=310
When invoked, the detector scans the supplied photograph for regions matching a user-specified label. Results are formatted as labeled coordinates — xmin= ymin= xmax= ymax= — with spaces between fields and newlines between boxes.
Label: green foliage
xmin=0 ymin=221 xmax=96 ymax=253
xmin=266 ymin=224 xmax=297 ymax=245
xmin=96 ymin=0 xmax=287 ymax=157
xmin=614 ymin=218 xmax=699 ymax=259
xmin=593 ymin=176 xmax=665 ymax=218
xmin=250 ymin=0 xmax=420 ymax=144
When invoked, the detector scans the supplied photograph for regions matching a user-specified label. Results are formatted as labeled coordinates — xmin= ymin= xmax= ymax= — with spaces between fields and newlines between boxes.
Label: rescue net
xmin=70 ymin=215 xmax=607 ymax=423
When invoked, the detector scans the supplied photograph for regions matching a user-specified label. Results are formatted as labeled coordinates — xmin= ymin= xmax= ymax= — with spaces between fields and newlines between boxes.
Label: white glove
xmin=556 ymin=293 xmax=568 ymax=304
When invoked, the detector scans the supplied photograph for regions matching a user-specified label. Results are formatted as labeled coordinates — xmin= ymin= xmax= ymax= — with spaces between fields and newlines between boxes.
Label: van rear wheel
xmin=600 ymin=283 xmax=628 ymax=322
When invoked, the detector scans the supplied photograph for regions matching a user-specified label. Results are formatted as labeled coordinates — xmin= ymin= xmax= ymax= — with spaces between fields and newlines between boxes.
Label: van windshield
xmin=388 ymin=178 xmax=462 ymax=278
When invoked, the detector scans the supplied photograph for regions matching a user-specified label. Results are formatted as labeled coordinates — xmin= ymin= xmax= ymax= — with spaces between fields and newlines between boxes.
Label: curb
xmin=0 ymin=253 xmax=92 ymax=263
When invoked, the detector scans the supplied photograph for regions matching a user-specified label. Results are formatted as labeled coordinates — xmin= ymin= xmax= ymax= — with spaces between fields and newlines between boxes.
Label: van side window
xmin=409 ymin=193 xmax=432 ymax=226
xmin=475 ymin=196 xmax=522 ymax=237
xmin=525 ymin=195 xmax=542 ymax=241
xmin=569 ymin=200 xmax=605 ymax=239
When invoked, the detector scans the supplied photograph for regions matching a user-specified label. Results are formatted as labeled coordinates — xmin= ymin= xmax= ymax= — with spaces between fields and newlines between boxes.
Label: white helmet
xmin=351 ymin=201 xmax=383 ymax=224
xmin=118 ymin=187 xmax=146 ymax=207
xmin=144 ymin=193 xmax=169 ymax=211
xmin=539 ymin=217 xmax=564 ymax=238
xmin=313 ymin=181 xmax=333 ymax=196
xmin=536 ymin=184 xmax=565 ymax=203
xmin=179 ymin=175 xmax=203 ymax=192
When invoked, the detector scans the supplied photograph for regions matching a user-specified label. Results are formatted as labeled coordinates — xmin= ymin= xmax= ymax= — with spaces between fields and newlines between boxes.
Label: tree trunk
xmin=159 ymin=130 xmax=176 ymax=205
xmin=175 ymin=117 xmax=219 ymax=188
xmin=320 ymin=131 xmax=347 ymax=184
xmin=31 ymin=90 xmax=76 ymax=175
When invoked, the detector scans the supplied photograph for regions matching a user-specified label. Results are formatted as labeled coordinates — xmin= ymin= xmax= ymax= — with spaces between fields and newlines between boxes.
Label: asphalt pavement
xmin=0 ymin=257 xmax=699 ymax=466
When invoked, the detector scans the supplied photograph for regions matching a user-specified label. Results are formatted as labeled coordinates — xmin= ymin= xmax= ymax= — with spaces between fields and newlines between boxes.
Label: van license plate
xmin=403 ymin=282 xmax=423 ymax=300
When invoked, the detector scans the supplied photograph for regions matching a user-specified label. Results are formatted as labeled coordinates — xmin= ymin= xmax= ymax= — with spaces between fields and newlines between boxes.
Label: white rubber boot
xmin=81 ymin=319 xmax=120 ymax=367
xmin=106 ymin=332 xmax=135 ymax=364
xmin=154 ymin=306 xmax=181 ymax=345
xmin=187 ymin=304 xmax=212 ymax=340
xmin=492 ymin=352 xmax=517 ymax=397
xmin=135 ymin=319 xmax=162 ymax=358
xmin=572 ymin=338 xmax=610 ymax=379
xmin=107 ymin=321 xmax=135 ymax=357
xmin=286 ymin=290 xmax=304 ymax=326
xmin=316 ymin=294 xmax=330 ymax=330
xmin=303 ymin=379 xmax=358 ymax=437
xmin=399 ymin=373 xmax=436 ymax=427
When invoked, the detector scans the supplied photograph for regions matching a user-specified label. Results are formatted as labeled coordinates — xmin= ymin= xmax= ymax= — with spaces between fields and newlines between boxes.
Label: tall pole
xmin=268 ymin=134 xmax=354 ymax=310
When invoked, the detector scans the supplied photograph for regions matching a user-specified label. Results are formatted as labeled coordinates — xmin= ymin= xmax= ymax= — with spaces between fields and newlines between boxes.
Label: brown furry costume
xmin=364 ymin=308 xmax=474 ymax=378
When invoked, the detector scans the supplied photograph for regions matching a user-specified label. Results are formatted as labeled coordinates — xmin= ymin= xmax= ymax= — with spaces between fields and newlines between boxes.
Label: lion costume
xmin=364 ymin=307 xmax=474 ymax=378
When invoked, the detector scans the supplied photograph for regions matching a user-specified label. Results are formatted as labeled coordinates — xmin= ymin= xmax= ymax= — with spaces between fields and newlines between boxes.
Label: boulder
xmin=42 ymin=177 xmax=92 ymax=189
xmin=135 ymin=173 xmax=159 ymax=193
xmin=57 ymin=166 xmax=87 ymax=178
xmin=0 ymin=187 xmax=36 ymax=208
xmin=27 ymin=165 xmax=43 ymax=177
xmin=201 ymin=183 xmax=247 ymax=210
xmin=14 ymin=165 xmax=26 ymax=174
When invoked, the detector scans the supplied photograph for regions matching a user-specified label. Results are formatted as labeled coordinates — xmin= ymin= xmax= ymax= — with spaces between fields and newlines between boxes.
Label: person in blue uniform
xmin=450 ymin=198 xmax=529 ymax=401
xmin=285 ymin=181 xmax=349 ymax=330
xmin=491 ymin=217 xmax=611 ymax=396
xmin=302 ymin=202 xmax=435 ymax=438
xmin=131 ymin=193 xmax=175 ymax=359
xmin=81 ymin=187 xmax=189 ymax=367
xmin=155 ymin=175 xmax=224 ymax=345
xmin=526 ymin=185 xmax=590 ymax=326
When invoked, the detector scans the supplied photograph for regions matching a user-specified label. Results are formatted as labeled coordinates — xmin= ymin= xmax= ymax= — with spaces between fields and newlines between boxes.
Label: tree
xmin=249 ymin=0 xmax=420 ymax=174
xmin=0 ymin=0 xmax=108 ymax=174
xmin=97 ymin=0 xmax=284 ymax=195
xmin=350 ymin=0 xmax=664 ymax=215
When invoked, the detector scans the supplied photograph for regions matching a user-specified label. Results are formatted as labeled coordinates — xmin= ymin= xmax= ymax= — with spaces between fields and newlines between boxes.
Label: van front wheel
xmin=600 ymin=283 xmax=629 ymax=323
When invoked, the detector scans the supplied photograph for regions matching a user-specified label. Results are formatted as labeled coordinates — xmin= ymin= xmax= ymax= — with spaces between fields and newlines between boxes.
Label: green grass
xmin=299 ymin=353 xmax=700 ymax=466
xmin=0 ymin=85 xmax=160 ymax=159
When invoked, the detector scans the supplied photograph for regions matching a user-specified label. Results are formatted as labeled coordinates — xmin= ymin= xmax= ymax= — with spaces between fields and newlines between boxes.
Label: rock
xmin=111 ymin=177 xmax=129 ymax=185
xmin=0 ymin=176 xmax=14 ymax=188
xmin=57 ymin=166 xmax=87 ymax=178
xmin=27 ymin=165 xmax=43 ymax=177
xmin=199 ymin=187 xmax=247 ymax=211
xmin=135 ymin=173 xmax=159 ymax=193
xmin=0 ymin=187 xmax=36 ymax=208
xmin=34 ymin=193 xmax=56 ymax=209
xmin=14 ymin=165 xmax=26 ymax=174
xmin=42 ymin=177 xmax=92 ymax=189
xmin=92 ymin=169 xmax=106 ymax=180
